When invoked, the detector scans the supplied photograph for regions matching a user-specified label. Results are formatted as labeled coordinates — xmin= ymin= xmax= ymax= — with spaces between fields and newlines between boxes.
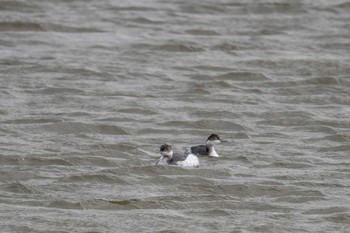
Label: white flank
xmin=177 ymin=153 xmax=199 ymax=167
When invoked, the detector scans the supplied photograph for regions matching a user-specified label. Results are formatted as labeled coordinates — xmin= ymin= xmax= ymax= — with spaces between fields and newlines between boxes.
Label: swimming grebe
xmin=156 ymin=144 xmax=199 ymax=167
xmin=186 ymin=134 xmax=221 ymax=157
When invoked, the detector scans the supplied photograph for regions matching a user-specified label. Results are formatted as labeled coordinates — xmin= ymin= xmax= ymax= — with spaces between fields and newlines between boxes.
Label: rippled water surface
xmin=1 ymin=0 xmax=350 ymax=232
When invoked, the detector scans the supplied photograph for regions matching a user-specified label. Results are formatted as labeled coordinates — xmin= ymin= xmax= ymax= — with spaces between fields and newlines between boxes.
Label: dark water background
xmin=1 ymin=0 xmax=350 ymax=232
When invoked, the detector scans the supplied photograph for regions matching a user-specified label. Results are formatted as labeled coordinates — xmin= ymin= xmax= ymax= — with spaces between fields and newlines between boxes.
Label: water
xmin=1 ymin=0 xmax=350 ymax=232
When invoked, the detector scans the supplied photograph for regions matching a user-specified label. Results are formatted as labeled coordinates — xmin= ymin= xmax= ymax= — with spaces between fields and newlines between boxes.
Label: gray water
xmin=1 ymin=0 xmax=350 ymax=232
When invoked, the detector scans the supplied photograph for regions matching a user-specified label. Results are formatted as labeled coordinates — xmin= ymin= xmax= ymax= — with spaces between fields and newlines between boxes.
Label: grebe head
xmin=160 ymin=144 xmax=173 ymax=159
xmin=206 ymin=134 xmax=221 ymax=144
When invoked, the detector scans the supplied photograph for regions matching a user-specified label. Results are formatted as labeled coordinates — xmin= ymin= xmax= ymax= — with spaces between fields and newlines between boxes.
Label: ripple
xmin=216 ymin=72 xmax=270 ymax=82
xmin=1 ymin=118 xmax=63 ymax=124
xmin=319 ymin=145 xmax=350 ymax=152
xmin=118 ymin=108 xmax=157 ymax=115
xmin=36 ymin=87 xmax=85 ymax=95
xmin=186 ymin=80 xmax=234 ymax=93
xmin=3 ymin=182 xmax=37 ymax=194
xmin=42 ymin=122 xmax=128 ymax=135
xmin=62 ymin=156 xmax=120 ymax=167
xmin=0 ymin=171 xmax=39 ymax=182
xmin=22 ymin=157 xmax=73 ymax=166
xmin=275 ymin=196 xmax=326 ymax=203
xmin=293 ymin=125 xmax=338 ymax=134
xmin=109 ymin=194 xmax=237 ymax=210
xmin=131 ymin=17 xmax=164 ymax=25
xmin=49 ymin=196 xmax=226 ymax=210
xmin=304 ymin=119 xmax=350 ymax=129
xmin=24 ymin=65 xmax=109 ymax=77
xmin=326 ymin=213 xmax=350 ymax=224
xmin=192 ymin=65 xmax=233 ymax=72
xmin=185 ymin=29 xmax=220 ymax=36
xmin=0 ymin=22 xmax=44 ymax=31
xmin=192 ymin=110 xmax=239 ymax=119
xmin=321 ymin=134 xmax=350 ymax=143
xmin=319 ymin=42 xmax=350 ymax=51
xmin=293 ymin=181 xmax=346 ymax=188
xmin=178 ymin=183 xmax=297 ymax=198
xmin=59 ymin=173 xmax=129 ymax=184
xmin=257 ymin=110 xmax=314 ymax=127
xmin=264 ymin=77 xmax=344 ymax=89
xmin=137 ymin=128 xmax=177 ymax=135
xmin=190 ymin=71 xmax=270 ymax=82
xmin=0 ymin=22 xmax=103 ymax=32
xmin=147 ymin=175 xmax=214 ymax=186
xmin=179 ymin=4 xmax=227 ymax=14
xmin=0 ymin=1 xmax=41 ymax=12
xmin=159 ymin=120 xmax=245 ymax=131
xmin=107 ymin=6 xmax=157 ymax=12
xmin=186 ymin=209 xmax=232 ymax=217
xmin=270 ymin=162 xmax=313 ymax=169
xmin=304 ymin=207 xmax=349 ymax=215
xmin=134 ymin=43 xmax=205 ymax=52
xmin=226 ymin=2 xmax=307 ymax=15
xmin=211 ymin=42 xmax=253 ymax=51
xmin=155 ymin=43 xmax=204 ymax=52
xmin=333 ymin=2 xmax=350 ymax=12
xmin=47 ymin=200 xmax=84 ymax=210
xmin=90 ymin=142 xmax=137 ymax=151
